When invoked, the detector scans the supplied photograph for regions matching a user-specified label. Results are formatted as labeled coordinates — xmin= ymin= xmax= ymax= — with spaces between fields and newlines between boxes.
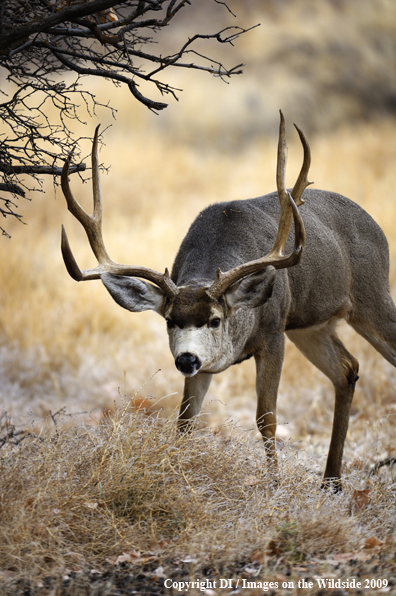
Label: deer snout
xmin=175 ymin=352 xmax=202 ymax=376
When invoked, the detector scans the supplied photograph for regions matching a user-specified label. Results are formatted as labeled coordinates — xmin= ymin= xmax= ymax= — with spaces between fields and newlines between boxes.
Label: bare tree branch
xmin=0 ymin=0 xmax=253 ymax=237
xmin=0 ymin=163 xmax=87 ymax=176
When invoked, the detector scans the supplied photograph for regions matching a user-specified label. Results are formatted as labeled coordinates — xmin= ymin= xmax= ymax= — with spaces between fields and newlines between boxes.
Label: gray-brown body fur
xmin=166 ymin=188 xmax=395 ymax=486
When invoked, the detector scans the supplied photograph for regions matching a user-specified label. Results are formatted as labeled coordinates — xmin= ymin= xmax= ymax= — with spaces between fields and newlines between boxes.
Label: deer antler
xmin=207 ymin=111 xmax=311 ymax=300
xmin=291 ymin=123 xmax=313 ymax=205
xmin=61 ymin=125 xmax=178 ymax=299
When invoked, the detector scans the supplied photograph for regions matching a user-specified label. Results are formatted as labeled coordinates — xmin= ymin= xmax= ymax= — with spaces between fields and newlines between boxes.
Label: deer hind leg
xmin=348 ymin=293 xmax=396 ymax=367
xmin=178 ymin=372 xmax=212 ymax=431
xmin=286 ymin=318 xmax=359 ymax=491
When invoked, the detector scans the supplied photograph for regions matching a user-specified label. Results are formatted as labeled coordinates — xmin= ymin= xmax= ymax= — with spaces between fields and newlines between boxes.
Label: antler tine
xmin=61 ymin=128 xmax=179 ymax=298
xmin=276 ymin=109 xmax=289 ymax=205
xmin=61 ymin=125 xmax=113 ymax=267
xmin=207 ymin=112 xmax=310 ymax=300
xmin=271 ymin=109 xmax=293 ymax=257
xmin=92 ymin=124 xmax=103 ymax=222
xmin=61 ymin=224 xmax=84 ymax=282
xmin=291 ymin=124 xmax=314 ymax=206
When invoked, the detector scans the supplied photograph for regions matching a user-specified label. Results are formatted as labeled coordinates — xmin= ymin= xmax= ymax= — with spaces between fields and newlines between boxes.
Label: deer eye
xmin=166 ymin=318 xmax=175 ymax=329
xmin=208 ymin=318 xmax=221 ymax=329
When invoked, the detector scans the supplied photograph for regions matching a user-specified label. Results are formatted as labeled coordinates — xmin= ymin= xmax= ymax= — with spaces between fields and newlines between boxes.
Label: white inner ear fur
xmin=224 ymin=266 xmax=277 ymax=312
xmin=101 ymin=273 xmax=165 ymax=314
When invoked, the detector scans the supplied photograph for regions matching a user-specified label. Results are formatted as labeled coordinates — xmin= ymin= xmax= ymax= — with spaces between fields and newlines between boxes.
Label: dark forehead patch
xmin=169 ymin=286 xmax=218 ymax=328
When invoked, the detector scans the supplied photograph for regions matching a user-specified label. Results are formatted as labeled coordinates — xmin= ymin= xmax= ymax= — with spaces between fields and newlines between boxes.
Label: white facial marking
xmin=168 ymin=321 xmax=234 ymax=376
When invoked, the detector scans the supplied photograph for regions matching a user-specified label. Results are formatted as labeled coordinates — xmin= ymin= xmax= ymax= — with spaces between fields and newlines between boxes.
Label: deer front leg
xmin=178 ymin=372 xmax=213 ymax=431
xmin=255 ymin=333 xmax=285 ymax=473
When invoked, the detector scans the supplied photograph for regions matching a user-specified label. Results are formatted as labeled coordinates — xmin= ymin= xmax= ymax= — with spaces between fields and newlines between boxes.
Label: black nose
xmin=175 ymin=352 xmax=202 ymax=375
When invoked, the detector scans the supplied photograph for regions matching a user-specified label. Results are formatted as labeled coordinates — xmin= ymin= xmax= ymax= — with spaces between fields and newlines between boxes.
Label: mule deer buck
xmin=61 ymin=112 xmax=395 ymax=490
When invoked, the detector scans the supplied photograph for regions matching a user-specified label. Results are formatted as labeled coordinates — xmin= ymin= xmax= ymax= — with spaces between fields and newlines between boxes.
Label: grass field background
xmin=0 ymin=0 xmax=395 ymax=587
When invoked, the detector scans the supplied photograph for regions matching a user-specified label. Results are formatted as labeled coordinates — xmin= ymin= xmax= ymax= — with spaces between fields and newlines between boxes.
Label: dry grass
xmin=1 ymin=0 xmax=396 ymax=592
xmin=0 ymin=406 xmax=395 ymax=593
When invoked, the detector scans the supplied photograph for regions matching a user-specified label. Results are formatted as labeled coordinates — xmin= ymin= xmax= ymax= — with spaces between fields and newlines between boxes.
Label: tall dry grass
xmin=0 ymin=406 xmax=395 ymax=591
xmin=1 ymin=0 xmax=396 ymax=590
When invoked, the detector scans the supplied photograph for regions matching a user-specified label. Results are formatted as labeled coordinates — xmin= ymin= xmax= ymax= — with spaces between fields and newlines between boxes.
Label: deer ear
xmin=224 ymin=266 xmax=276 ymax=312
xmin=101 ymin=273 xmax=166 ymax=315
